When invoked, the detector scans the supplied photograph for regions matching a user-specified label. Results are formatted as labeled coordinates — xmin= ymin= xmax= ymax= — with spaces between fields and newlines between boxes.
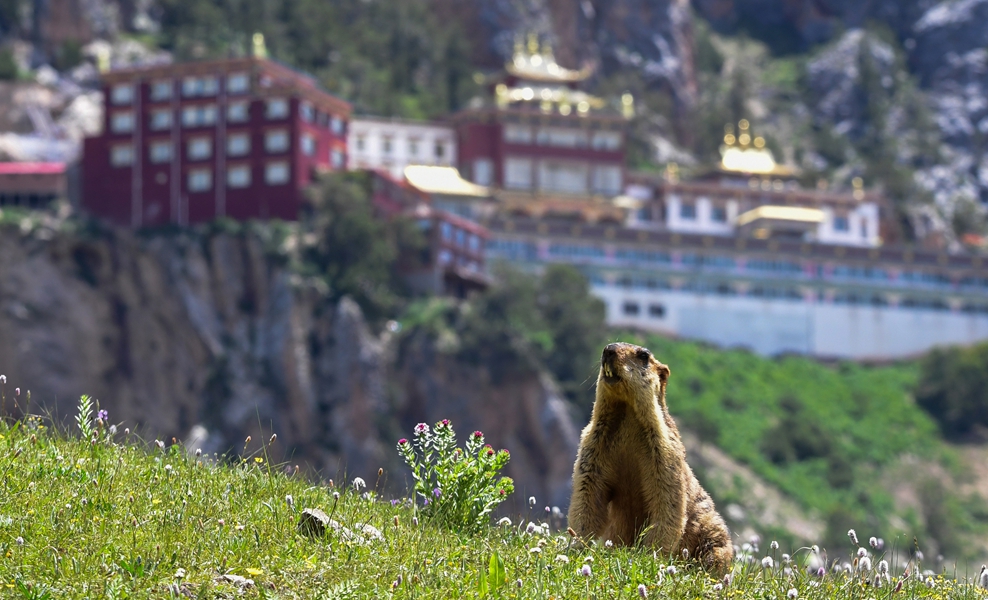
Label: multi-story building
xmin=452 ymin=35 xmax=630 ymax=220
xmin=82 ymin=55 xmax=351 ymax=227
xmin=486 ymin=216 xmax=988 ymax=359
xmin=347 ymin=117 xmax=456 ymax=180
xmin=0 ymin=162 xmax=68 ymax=208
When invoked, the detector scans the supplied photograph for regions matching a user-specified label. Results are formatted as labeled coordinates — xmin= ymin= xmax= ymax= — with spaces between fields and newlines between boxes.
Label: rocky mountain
xmin=0 ymin=218 xmax=579 ymax=509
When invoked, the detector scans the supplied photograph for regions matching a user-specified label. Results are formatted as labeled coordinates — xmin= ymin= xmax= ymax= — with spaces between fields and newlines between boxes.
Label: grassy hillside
xmin=609 ymin=333 xmax=984 ymax=560
xmin=1 ymin=404 xmax=985 ymax=599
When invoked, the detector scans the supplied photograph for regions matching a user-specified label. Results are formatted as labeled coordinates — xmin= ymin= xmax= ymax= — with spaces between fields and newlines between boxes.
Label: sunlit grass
xmin=1 ymin=409 xmax=986 ymax=599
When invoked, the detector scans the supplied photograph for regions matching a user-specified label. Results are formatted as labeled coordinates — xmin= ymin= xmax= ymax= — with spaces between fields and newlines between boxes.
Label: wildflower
xmin=109 ymin=424 xmax=117 ymax=435
xmin=97 ymin=409 xmax=108 ymax=421
xmin=498 ymin=517 xmax=512 ymax=527
xmin=352 ymin=477 xmax=366 ymax=490
xmin=529 ymin=496 xmax=537 ymax=506
xmin=925 ymin=576 xmax=934 ymax=589
xmin=390 ymin=499 xmax=399 ymax=507
xmin=749 ymin=534 xmax=761 ymax=547
xmin=787 ymin=588 xmax=798 ymax=600
xmin=858 ymin=557 xmax=872 ymax=573
xmin=545 ymin=506 xmax=551 ymax=514
xmin=529 ymin=547 xmax=542 ymax=554
xmin=526 ymin=522 xmax=538 ymax=534
xmin=15 ymin=536 xmax=24 ymax=545
xmin=915 ymin=551 xmax=924 ymax=562
xmin=811 ymin=545 xmax=819 ymax=554
xmin=433 ymin=487 xmax=441 ymax=498
xmin=412 ymin=517 xmax=418 ymax=526
xmin=682 ymin=548 xmax=689 ymax=559
xmin=784 ymin=567 xmax=793 ymax=577
xmin=0 ymin=375 xmax=5 ymax=383
xmin=414 ymin=423 xmax=428 ymax=436
xmin=770 ymin=540 xmax=779 ymax=550
xmin=584 ymin=556 xmax=593 ymax=563
xmin=878 ymin=560 xmax=888 ymax=575
xmin=333 ymin=491 xmax=340 ymax=500
xmin=164 ymin=464 xmax=173 ymax=472
xmin=816 ymin=567 xmax=825 ymax=577
xmin=580 ymin=564 xmax=592 ymax=577
xmin=555 ymin=555 xmax=570 ymax=564
xmin=217 ymin=519 xmax=225 ymax=526
xmin=893 ymin=580 xmax=903 ymax=594
xmin=285 ymin=495 xmax=294 ymax=510
xmin=515 ymin=579 xmax=523 ymax=588
xmin=723 ymin=573 xmax=732 ymax=586
xmin=762 ymin=556 xmax=774 ymax=569
xmin=869 ymin=536 xmax=878 ymax=548
xmin=14 ymin=387 xmax=19 ymax=396
xmin=124 ymin=428 xmax=130 ymax=435
xmin=195 ymin=448 xmax=202 ymax=457
xmin=398 ymin=438 xmax=408 ymax=445
xmin=978 ymin=565 xmax=988 ymax=589
xmin=155 ymin=439 xmax=165 ymax=450
xmin=639 ymin=583 xmax=648 ymax=597
xmin=856 ymin=547 xmax=867 ymax=558
xmin=473 ymin=430 xmax=483 ymax=439
xmin=605 ymin=540 xmax=613 ymax=548
xmin=174 ymin=568 xmax=186 ymax=579
xmin=666 ymin=565 xmax=677 ymax=575
xmin=713 ymin=583 xmax=723 ymax=592
xmin=782 ymin=553 xmax=790 ymax=564
xmin=848 ymin=529 xmax=858 ymax=545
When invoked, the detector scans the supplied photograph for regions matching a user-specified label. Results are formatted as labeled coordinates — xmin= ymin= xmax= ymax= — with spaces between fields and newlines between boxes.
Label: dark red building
xmin=82 ymin=56 xmax=351 ymax=227
xmin=452 ymin=35 xmax=629 ymax=208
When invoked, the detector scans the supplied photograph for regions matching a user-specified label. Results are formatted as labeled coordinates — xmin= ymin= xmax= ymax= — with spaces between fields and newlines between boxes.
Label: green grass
xmin=2 ymin=410 xmax=987 ymax=599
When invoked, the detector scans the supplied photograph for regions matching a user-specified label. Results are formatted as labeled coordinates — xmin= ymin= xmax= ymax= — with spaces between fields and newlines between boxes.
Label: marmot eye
xmin=636 ymin=349 xmax=651 ymax=364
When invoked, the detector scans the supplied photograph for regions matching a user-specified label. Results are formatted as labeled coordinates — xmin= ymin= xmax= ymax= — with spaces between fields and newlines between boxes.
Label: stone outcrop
xmin=0 ymin=221 xmax=580 ymax=510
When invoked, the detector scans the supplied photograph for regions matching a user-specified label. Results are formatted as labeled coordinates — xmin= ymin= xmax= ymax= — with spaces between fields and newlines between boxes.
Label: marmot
xmin=568 ymin=342 xmax=734 ymax=574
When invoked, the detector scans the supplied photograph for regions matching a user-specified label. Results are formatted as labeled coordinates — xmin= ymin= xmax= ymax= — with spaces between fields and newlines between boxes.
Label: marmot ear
xmin=655 ymin=362 xmax=670 ymax=383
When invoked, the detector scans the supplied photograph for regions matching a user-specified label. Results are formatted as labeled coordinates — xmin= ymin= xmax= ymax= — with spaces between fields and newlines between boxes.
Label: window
xmin=409 ymin=139 xmax=419 ymax=157
xmin=149 ymin=141 xmax=172 ymax=163
xmin=833 ymin=215 xmax=850 ymax=231
xmin=622 ymin=301 xmax=640 ymax=316
xmin=227 ymin=73 xmax=249 ymax=94
xmin=468 ymin=234 xmax=480 ymax=252
xmin=538 ymin=161 xmax=588 ymax=194
xmin=434 ymin=141 xmax=446 ymax=159
xmin=355 ymin=135 xmax=366 ymax=152
xmin=473 ymin=158 xmax=493 ymax=186
xmin=330 ymin=116 xmax=344 ymax=135
xmin=331 ymin=149 xmax=344 ymax=169
xmin=227 ymin=133 xmax=250 ymax=156
xmin=382 ymin=137 xmax=393 ymax=154
xmin=149 ymin=109 xmax=173 ymax=130
xmin=299 ymin=102 xmax=314 ymax=122
xmin=187 ymin=137 xmax=212 ymax=160
xmin=265 ymin=129 xmax=289 ymax=153
xmin=227 ymin=165 xmax=251 ymax=188
xmin=592 ymin=165 xmax=621 ymax=195
xmin=182 ymin=104 xmax=217 ymax=128
xmin=680 ymin=202 xmax=696 ymax=220
xmin=150 ymin=80 xmax=173 ymax=101
xmin=110 ymin=84 xmax=134 ymax=105
xmin=188 ymin=168 xmax=212 ymax=192
xmin=182 ymin=76 xmax=218 ymax=97
xmin=536 ymin=128 xmax=587 ymax=148
xmin=265 ymin=161 xmax=290 ymax=185
xmin=504 ymin=125 xmax=533 ymax=144
xmin=504 ymin=157 xmax=532 ymax=190
xmin=266 ymin=98 xmax=289 ymax=119
xmin=711 ymin=205 xmax=727 ymax=222
xmin=300 ymin=134 xmax=315 ymax=156
xmin=110 ymin=144 xmax=134 ymax=167
xmin=591 ymin=131 xmax=621 ymax=150
xmin=227 ymin=102 xmax=249 ymax=123
xmin=648 ymin=304 xmax=666 ymax=318
xmin=110 ymin=111 xmax=135 ymax=134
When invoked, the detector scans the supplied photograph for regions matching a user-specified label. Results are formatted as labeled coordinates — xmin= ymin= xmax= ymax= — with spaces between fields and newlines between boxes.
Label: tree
xmin=915 ymin=342 xmax=988 ymax=438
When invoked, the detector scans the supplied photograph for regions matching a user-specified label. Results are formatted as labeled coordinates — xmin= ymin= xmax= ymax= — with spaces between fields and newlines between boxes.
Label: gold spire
xmin=252 ymin=32 xmax=268 ymax=59
xmin=720 ymin=119 xmax=791 ymax=175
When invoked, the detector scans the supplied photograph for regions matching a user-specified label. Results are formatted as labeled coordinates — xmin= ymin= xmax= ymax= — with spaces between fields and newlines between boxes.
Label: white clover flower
xmin=787 ymin=588 xmax=798 ymax=599
xmin=713 ymin=583 xmax=723 ymax=592
xmin=605 ymin=539 xmax=613 ymax=548
xmin=762 ymin=556 xmax=774 ymax=569
xmin=526 ymin=521 xmax=538 ymax=534
xmin=579 ymin=564 xmax=592 ymax=577
xmin=847 ymin=529 xmax=858 ymax=545
xmin=352 ymin=477 xmax=366 ymax=490
xmin=858 ymin=557 xmax=872 ymax=573
xmin=555 ymin=554 xmax=570 ymax=564
xmin=529 ymin=547 xmax=542 ymax=554
xmin=770 ymin=540 xmax=779 ymax=550
xmin=164 ymin=464 xmax=173 ymax=472
xmin=529 ymin=496 xmax=537 ymax=506
xmin=174 ymin=568 xmax=186 ymax=579
xmin=15 ymin=536 xmax=24 ymax=545
xmin=857 ymin=547 xmax=867 ymax=558
xmin=666 ymin=565 xmax=677 ymax=575
xmin=497 ymin=517 xmax=512 ymax=527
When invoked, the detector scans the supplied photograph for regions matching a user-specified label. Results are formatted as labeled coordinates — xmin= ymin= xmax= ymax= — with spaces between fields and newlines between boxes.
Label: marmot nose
xmin=602 ymin=343 xmax=620 ymax=367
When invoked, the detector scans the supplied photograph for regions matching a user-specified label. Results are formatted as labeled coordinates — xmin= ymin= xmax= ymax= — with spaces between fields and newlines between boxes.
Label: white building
xmin=347 ymin=117 xmax=456 ymax=180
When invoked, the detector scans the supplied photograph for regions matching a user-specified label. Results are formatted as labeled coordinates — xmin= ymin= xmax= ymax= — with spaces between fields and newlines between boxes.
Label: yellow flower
xmin=245 ymin=568 xmax=263 ymax=576
xmin=254 ymin=457 xmax=263 ymax=464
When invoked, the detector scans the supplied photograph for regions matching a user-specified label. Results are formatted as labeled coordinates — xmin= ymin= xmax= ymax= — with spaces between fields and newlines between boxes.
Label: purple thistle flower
xmin=440 ymin=419 xmax=450 ymax=427
xmin=398 ymin=438 xmax=408 ymax=445
xmin=97 ymin=409 xmax=108 ymax=421
xmin=414 ymin=423 xmax=428 ymax=436
xmin=472 ymin=430 xmax=483 ymax=439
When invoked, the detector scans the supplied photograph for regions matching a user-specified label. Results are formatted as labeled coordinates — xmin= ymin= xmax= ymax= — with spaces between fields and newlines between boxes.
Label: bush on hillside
xmin=915 ymin=342 xmax=988 ymax=438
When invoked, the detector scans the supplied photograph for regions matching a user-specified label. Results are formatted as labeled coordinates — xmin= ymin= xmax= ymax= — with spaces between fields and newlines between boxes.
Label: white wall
xmin=347 ymin=118 xmax=456 ymax=180
xmin=594 ymin=284 xmax=988 ymax=359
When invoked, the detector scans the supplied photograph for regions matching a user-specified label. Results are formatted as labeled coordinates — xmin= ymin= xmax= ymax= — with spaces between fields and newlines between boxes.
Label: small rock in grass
xmin=357 ymin=523 xmax=384 ymax=542
xmin=298 ymin=508 xmax=332 ymax=537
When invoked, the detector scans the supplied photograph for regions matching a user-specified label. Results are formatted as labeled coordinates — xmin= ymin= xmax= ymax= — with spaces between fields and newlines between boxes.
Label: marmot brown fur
xmin=568 ymin=342 xmax=734 ymax=574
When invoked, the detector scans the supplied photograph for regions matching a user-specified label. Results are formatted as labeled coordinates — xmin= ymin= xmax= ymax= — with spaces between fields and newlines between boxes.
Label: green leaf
xmin=488 ymin=551 xmax=506 ymax=590
xmin=476 ymin=563 xmax=489 ymax=597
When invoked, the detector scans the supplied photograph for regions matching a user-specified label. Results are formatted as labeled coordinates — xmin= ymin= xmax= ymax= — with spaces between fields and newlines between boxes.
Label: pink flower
xmin=414 ymin=423 xmax=428 ymax=436
xmin=472 ymin=430 xmax=483 ymax=439
xmin=398 ymin=438 xmax=408 ymax=445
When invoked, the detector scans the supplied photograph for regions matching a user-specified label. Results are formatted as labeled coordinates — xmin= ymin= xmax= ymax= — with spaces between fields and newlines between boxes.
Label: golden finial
xmin=621 ymin=92 xmax=635 ymax=119
xmin=252 ymin=32 xmax=268 ymax=59
xmin=738 ymin=119 xmax=750 ymax=131
xmin=753 ymin=136 xmax=765 ymax=148
xmin=527 ymin=33 xmax=540 ymax=55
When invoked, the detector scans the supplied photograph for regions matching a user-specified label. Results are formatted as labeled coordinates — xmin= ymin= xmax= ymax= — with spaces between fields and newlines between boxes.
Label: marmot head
xmin=597 ymin=342 xmax=671 ymax=409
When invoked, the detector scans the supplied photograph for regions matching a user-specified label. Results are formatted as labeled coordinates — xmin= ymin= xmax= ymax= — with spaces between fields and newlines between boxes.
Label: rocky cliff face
xmin=0 ymin=221 xmax=579 ymax=508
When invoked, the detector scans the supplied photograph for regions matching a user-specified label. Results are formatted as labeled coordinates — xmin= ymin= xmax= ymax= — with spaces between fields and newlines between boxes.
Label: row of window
xmin=439 ymin=221 xmax=482 ymax=253
xmin=503 ymin=125 xmax=621 ymax=151
xmin=111 ymin=73 xmax=252 ymax=106
xmin=179 ymin=163 xmax=295 ymax=192
xmin=109 ymin=146 xmax=291 ymax=187
xmin=614 ymin=289 xmax=981 ymax=313
xmin=353 ymin=135 xmax=448 ymax=159
xmin=621 ymin=301 xmax=666 ymax=318
xmin=472 ymin=157 xmax=621 ymax=195
xmin=112 ymin=99 xmax=290 ymax=135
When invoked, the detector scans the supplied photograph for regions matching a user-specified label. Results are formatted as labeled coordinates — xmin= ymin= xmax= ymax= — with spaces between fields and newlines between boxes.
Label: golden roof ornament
xmin=252 ymin=32 xmax=268 ymax=59
xmin=720 ymin=119 xmax=791 ymax=176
